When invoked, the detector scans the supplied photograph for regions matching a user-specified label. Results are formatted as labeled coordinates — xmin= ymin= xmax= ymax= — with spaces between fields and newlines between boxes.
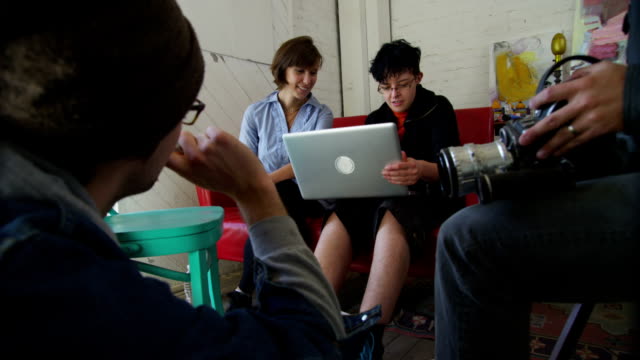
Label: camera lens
xmin=437 ymin=149 xmax=458 ymax=198
xmin=437 ymin=142 xmax=514 ymax=199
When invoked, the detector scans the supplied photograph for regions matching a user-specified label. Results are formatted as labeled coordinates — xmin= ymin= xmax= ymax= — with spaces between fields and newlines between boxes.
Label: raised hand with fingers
xmin=167 ymin=127 xmax=285 ymax=224
xmin=519 ymin=61 xmax=626 ymax=159
xmin=382 ymin=151 xmax=439 ymax=185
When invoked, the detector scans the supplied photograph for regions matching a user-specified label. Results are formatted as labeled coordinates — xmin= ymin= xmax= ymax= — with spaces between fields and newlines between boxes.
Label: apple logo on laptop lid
xmin=335 ymin=156 xmax=355 ymax=175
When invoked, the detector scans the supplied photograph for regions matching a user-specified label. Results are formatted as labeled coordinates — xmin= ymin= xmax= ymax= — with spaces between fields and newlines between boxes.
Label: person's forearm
xmin=234 ymin=179 xmax=287 ymax=225
xmin=235 ymin=174 xmax=345 ymax=337
xmin=249 ymin=216 xmax=346 ymax=339
xmin=269 ymin=163 xmax=295 ymax=183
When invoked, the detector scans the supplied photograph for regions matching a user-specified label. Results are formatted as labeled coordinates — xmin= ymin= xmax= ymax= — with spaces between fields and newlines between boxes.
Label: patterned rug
xmin=385 ymin=279 xmax=637 ymax=359
xmin=529 ymin=302 xmax=636 ymax=360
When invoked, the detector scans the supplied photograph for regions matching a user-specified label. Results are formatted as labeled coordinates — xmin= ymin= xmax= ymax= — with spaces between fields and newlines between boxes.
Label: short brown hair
xmin=271 ymin=36 xmax=323 ymax=89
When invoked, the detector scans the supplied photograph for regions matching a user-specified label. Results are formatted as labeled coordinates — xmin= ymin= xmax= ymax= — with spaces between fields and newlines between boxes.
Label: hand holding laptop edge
xmin=282 ymin=123 xmax=409 ymax=200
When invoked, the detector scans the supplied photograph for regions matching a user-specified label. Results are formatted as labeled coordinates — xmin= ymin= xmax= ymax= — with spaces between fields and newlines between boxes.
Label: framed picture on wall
xmin=488 ymin=32 xmax=564 ymax=126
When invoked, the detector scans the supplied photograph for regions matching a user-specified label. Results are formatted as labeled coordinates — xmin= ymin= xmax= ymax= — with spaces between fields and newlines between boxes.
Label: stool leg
xmin=549 ymin=303 xmax=595 ymax=360
xmin=206 ymin=247 xmax=224 ymax=315
xmin=188 ymin=249 xmax=211 ymax=308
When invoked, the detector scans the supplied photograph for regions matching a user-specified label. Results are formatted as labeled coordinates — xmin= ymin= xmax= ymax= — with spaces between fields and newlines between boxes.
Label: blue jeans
xmin=435 ymin=172 xmax=640 ymax=360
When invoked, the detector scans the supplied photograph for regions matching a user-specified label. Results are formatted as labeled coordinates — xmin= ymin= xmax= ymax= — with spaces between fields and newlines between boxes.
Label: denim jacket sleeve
xmin=0 ymin=207 xmax=346 ymax=359
xmin=249 ymin=216 xmax=346 ymax=339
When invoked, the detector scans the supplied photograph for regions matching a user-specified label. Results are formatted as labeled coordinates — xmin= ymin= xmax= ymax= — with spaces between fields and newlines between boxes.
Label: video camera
xmin=437 ymin=55 xmax=612 ymax=203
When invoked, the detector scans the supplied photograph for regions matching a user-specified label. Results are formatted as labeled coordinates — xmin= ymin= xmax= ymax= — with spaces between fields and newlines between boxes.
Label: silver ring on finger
xmin=567 ymin=124 xmax=579 ymax=136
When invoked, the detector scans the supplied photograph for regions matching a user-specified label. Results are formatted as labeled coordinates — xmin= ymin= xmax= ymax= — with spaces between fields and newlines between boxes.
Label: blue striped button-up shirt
xmin=239 ymin=91 xmax=334 ymax=174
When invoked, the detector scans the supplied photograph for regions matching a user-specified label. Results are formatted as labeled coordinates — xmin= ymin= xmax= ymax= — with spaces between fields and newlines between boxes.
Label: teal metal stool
xmin=105 ymin=206 xmax=225 ymax=314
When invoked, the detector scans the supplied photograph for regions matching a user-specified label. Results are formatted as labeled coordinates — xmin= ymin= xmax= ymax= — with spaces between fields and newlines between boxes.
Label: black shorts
xmin=333 ymin=194 xmax=462 ymax=258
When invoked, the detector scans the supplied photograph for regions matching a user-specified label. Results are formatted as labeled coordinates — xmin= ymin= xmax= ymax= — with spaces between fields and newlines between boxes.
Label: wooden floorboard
xmin=400 ymin=337 xmax=435 ymax=360
xmin=217 ymin=269 xmax=436 ymax=359
xmin=383 ymin=332 xmax=421 ymax=359
xmin=383 ymin=333 xmax=434 ymax=359
xmin=382 ymin=330 xmax=402 ymax=347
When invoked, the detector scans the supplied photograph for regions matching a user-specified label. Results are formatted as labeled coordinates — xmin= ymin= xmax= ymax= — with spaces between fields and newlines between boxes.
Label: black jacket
xmin=366 ymin=84 xmax=461 ymax=195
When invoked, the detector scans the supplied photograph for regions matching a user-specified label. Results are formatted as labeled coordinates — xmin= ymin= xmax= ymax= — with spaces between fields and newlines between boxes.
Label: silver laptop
xmin=283 ymin=123 xmax=409 ymax=199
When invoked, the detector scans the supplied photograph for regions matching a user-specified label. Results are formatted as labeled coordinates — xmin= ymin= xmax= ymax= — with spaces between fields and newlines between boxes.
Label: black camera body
xmin=437 ymin=55 xmax=610 ymax=203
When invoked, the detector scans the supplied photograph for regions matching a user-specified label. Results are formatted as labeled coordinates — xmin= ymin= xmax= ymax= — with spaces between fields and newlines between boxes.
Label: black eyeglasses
xmin=182 ymin=99 xmax=205 ymax=125
xmin=377 ymin=78 xmax=417 ymax=95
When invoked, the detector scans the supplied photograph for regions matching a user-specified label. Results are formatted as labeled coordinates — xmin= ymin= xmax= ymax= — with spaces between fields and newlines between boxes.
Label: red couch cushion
xmin=197 ymin=107 xmax=493 ymax=277
xmin=455 ymin=107 xmax=494 ymax=145
xmin=333 ymin=115 xmax=367 ymax=128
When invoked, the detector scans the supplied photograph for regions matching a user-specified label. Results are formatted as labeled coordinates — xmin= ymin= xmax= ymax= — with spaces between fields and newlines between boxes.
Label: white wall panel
xmin=338 ymin=0 xmax=391 ymax=116
xmin=391 ymin=0 xmax=575 ymax=109
xmin=223 ymin=55 xmax=276 ymax=105
xmin=292 ymin=0 xmax=342 ymax=117
xmin=199 ymin=54 xmax=256 ymax=136
xmin=178 ymin=0 xmax=274 ymax=64
xmin=272 ymin=0 xmax=294 ymax=50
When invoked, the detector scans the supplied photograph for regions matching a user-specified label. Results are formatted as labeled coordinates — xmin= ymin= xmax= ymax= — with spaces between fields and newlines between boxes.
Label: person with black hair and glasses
xmin=0 ymin=1 xmax=346 ymax=358
xmin=314 ymin=39 xmax=464 ymax=359
xmin=226 ymin=35 xmax=335 ymax=310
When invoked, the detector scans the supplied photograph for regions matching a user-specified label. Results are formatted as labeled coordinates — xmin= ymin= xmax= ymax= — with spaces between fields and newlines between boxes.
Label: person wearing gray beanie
xmin=0 ymin=1 xmax=345 ymax=358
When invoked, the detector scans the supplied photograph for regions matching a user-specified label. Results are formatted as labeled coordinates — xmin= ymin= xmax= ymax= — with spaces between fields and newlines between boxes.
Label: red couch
xmin=196 ymin=107 xmax=493 ymax=278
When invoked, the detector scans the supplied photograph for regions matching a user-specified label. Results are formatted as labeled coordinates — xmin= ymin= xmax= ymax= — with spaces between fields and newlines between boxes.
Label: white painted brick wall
xmin=391 ymin=0 xmax=576 ymax=109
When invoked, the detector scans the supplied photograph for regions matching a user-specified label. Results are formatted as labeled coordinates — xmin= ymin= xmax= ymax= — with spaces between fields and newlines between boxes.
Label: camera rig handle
xmin=535 ymin=55 xmax=601 ymax=95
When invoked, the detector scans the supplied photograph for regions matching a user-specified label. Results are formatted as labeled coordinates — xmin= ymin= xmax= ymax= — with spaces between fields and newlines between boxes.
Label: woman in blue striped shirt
xmin=229 ymin=36 xmax=334 ymax=309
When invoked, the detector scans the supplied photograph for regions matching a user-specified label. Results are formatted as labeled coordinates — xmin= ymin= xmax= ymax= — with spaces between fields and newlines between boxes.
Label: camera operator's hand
xmin=520 ymin=61 xmax=626 ymax=159
xmin=382 ymin=151 xmax=438 ymax=185
xmin=167 ymin=127 xmax=286 ymax=225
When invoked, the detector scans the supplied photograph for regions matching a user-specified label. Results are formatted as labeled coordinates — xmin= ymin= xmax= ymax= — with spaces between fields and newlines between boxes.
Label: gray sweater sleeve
xmin=248 ymin=216 xmax=346 ymax=339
